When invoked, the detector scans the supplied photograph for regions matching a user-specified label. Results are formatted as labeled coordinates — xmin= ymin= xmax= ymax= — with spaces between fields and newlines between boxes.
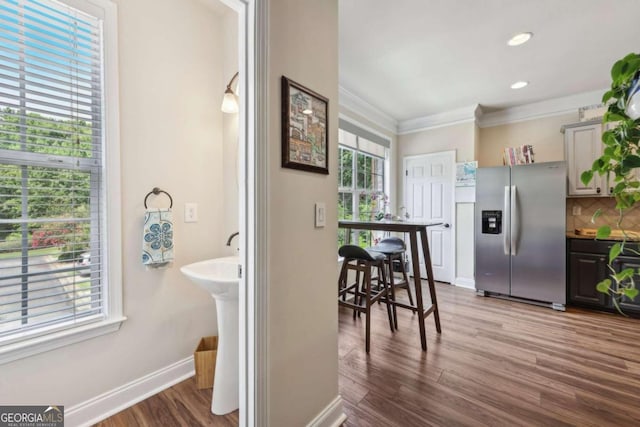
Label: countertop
xmin=566 ymin=231 xmax=640 ymax=241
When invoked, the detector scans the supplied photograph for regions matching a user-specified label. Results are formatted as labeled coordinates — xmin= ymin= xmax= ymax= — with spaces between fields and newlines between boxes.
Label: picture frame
xmin=281 ymin=76 xmax=329 ymax=174
xmin=455 ymin=161 xmax=478 ymax=187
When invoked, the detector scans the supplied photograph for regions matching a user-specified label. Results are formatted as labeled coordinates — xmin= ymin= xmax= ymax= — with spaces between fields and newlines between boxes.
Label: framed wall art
xmin=281 ymin=76 xmax=329 ymax=174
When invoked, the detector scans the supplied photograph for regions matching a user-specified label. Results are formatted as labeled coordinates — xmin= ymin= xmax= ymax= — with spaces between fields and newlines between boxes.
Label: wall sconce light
xmin=221 ymin=72 xmax=239 ymax=114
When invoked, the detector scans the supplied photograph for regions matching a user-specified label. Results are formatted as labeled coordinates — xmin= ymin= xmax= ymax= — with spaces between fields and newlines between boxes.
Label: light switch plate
xmin=315 ymin=202 xmax=326 ymax=228
xmin=185 ymin=203 xmax=198 ymax=223
xmin=572 ymin=205 xmax=581 ymax=216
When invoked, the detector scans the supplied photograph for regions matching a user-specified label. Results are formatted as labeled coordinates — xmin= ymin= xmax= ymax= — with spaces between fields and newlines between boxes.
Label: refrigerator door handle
xmin=503 ymin=186 xmax=510 ymax=255
xmin=511 ymin=185 xmax=518 ymax=256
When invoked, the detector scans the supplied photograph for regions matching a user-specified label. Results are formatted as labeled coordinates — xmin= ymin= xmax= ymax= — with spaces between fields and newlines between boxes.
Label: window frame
xmin=338 ymin=132 xmax=388 ymax=248
xmin=0 ymin=0 xmax=124 ymax=365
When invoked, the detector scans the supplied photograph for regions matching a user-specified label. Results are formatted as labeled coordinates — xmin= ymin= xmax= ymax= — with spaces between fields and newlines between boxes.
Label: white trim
xmin=0 ymin=316 xmax=125 ymax=365
xmin=243 ymin=0 xmax=269 ymax=425
xmin=398 ymin=104 xmax=480 ymax=135
xmin=339 ymin=85 xmax=398 ymax=134
xmin=65 ymin=357 xmax=195 ymax=427
xmin=454 ymin=277 xmax=476 ymax=289
xmin=102 ymin=0 xmax=124 ymax=338
xmin=338 ymin=112 xmax=393 ymax=143
xmin=478 ymin=89 xmax=606 ymax=128
xmin=306 ymin=396 xmax=347 ymax=427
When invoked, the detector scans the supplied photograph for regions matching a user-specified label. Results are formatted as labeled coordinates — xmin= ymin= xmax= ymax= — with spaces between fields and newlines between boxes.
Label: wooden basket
xmin=194 ymin=336 xmax=218 ymax=389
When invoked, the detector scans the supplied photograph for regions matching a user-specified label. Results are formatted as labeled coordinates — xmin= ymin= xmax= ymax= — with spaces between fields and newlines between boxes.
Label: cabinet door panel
xmin=569 ymin=252 xmax=609 ymax=306
xmin=565 ymin=124 xmax=602 ymax=196
xmin=614 ymin=256 xmax=640 ymax=313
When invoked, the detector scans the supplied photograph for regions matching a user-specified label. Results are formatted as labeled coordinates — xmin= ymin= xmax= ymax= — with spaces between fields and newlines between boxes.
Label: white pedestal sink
xmin=180 ymin=256 xmax=240 ymax=415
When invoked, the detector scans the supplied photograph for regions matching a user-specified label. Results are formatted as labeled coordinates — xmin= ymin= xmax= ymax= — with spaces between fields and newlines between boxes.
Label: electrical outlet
xmin=185 ymin=203 xmax=198 ymax=222
xmin=572 ymin=205 xmax=581 ymax=216
xmin=315 ymin=202 xmax=326 ymax=228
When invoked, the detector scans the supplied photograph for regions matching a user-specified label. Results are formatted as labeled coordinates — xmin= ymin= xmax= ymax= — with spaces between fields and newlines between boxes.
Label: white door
xmin=404 ymin=151 xmax=454 ymax=283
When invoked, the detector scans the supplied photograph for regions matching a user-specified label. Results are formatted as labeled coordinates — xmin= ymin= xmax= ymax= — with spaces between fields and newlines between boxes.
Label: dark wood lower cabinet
xmin=567 ymin=238 xmax=640 ymax=315
xmin=568 ymin=252 xmax=609 ymax=306
xmin=613 ymin=256 xmax=640 ymax=313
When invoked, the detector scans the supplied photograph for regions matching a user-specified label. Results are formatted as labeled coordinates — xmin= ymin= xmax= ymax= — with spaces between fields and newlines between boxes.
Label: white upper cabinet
xmin=564 ymin=121 xmax=603 ymax=196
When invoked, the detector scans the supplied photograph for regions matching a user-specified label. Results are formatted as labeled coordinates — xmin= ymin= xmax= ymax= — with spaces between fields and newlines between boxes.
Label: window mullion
xmin=17 ymin=0 xmax=30 ymax=326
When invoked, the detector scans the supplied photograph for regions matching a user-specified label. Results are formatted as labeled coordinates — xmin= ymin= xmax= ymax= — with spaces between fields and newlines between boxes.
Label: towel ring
xmin=144 ymin=187 xmax=173 ymax=209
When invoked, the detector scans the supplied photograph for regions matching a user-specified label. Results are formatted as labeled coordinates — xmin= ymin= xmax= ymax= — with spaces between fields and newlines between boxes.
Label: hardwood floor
xmin=94 ymin=378 xmax=238 ymax=427
xmin=97 ymin=282 xmax=640 ymax=426
xmin=340 ymin=282 xmax=640 ymax=427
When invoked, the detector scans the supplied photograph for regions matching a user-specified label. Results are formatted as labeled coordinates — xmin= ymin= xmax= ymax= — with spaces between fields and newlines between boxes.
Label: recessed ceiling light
xmin=507 ymin=32 xmax=533 ymax=47
xmin=511 ymin=81 xmax=529 ymax=89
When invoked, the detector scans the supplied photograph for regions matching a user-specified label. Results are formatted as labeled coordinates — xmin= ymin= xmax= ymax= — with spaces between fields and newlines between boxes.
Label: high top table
xmin=338 ymin=219 xmax=442 ymax=351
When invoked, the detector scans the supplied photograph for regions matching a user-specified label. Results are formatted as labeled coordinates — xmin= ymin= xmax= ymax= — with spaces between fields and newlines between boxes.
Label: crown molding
xmin=338 ymin=86 xmax=398 ymax=134
xmin=397 ymin=104 xmax=481 ymax=135
xmin=478 ymin=89 xmax=606 ymax=128
xmin=339 ymin=86 xmax=609 ymax=136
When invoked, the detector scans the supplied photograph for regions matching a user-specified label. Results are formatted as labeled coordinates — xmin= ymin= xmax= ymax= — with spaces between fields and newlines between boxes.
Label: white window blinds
xmin=0 ymin=0 xmax=105 ymax=338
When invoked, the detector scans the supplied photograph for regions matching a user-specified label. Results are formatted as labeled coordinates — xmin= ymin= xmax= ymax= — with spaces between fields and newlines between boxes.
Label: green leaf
xmin=609 ymin=241 xmax=622 ymax=263
xmin=591 ymin=208 xmax=602 ymax=223
xmin=596 ymin=279 xmax=612 ymax=294
xmin=604 ymin=112 xmax=626 ymax=123
xmin=614 ymin=267 xmax=635 ymax=282
xmin=592 ymin=157 xmax=606 ymax=171
xmin=597 ymin=225 xmax=612 ymax=240
xmin=622 ymin=155 xmax=640 ymax=169
xmin=611 ymin=59 xmax=624 ymax=81
xmin=623 ymin=287 xmax=639 ymax=300
xmin=614 ymin=182 xmax=628 ymax=193
xmin=580 ymin=170 xmax=593 ymax=186
xmin=602 ymin=90 xmax=615 ymax=104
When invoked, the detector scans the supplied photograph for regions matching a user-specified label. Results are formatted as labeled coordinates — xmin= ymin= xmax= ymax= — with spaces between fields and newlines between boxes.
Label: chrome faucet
xmin=226 ymin=232 xmax=239 ymax=247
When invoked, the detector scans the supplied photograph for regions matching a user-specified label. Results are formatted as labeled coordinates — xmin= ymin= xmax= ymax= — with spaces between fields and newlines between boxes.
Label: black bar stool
xmin=338 ymin=244 xmax=394 ymax=353
xmin=368 ymin=237 xmax=413 ymax=330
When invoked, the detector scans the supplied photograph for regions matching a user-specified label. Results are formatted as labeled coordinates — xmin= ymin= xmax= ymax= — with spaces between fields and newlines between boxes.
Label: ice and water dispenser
xmin=481 ymin=210 xmax=502 ymax=234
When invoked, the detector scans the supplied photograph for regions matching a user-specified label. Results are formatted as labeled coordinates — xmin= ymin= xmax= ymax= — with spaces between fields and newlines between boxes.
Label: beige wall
xmin=267 ymin=0 xmax=340 ymax=425
xmin=398 ymin=122 xmax=476 ymax=164
xmin=1 ymin=0 xmax=235 ymax=407
xmin=222 ymin=9 xmax=240 ymax=252
xmin=477 ymin=113 xmax=578 ymax=167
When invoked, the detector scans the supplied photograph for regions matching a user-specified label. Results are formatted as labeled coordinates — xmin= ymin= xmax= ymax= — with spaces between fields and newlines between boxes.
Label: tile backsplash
xmin=566 ymin=197 xmax=640 ymax=232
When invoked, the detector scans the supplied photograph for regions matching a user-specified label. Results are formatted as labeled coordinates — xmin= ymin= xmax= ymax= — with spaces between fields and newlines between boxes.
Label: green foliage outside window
xmin=0 ymin=108 xmax=92 ymax=261
xmin=338 ymin=145 xmax=385 ymax=248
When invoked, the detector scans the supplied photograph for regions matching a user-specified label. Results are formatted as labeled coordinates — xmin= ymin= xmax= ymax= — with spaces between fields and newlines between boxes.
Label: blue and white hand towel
xmin=142 ymin=208 xmax=174 ymax=267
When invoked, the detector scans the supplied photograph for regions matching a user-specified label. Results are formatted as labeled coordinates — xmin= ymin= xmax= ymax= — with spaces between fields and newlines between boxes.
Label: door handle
xmin=503 ymin=186 xmax=509 ymax=255
xmin=511 ymin=185 xmax=518 ymax=256
xmin=443 ymin=223 xmax=450 ymax=228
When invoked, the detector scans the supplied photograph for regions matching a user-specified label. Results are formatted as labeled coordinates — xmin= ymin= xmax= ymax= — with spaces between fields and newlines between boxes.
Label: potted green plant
xmin=581 ymin=53 xmax=640 ymax=312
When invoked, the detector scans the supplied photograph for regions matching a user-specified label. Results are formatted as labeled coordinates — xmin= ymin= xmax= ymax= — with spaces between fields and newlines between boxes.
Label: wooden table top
xmin=338 ymin=219 xmax=443 ymax=232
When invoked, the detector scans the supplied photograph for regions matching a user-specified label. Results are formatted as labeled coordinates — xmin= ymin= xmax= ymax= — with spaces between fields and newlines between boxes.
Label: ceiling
xmin=339 ymin=0 xmax=640 ymax=122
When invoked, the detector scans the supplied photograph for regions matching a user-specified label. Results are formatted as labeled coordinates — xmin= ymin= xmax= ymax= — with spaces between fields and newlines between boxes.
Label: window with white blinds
xmin=338 ymin=125 xmax=390 ymax=247
xmin=0 ymin=0 xmax=107 ymax=341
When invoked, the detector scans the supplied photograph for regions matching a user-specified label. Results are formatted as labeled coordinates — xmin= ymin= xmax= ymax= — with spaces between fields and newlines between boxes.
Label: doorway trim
xmin=218 ymin=0 xmax=268 ymax=425
xmin=402 ymin=150 xmax=456 ymax=284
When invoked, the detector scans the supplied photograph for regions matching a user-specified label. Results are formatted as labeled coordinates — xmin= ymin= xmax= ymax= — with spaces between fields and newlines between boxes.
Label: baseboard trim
xmin=455 ymin=277 xmax=476 ymax=289
xmin=307 ymin=395 xmax=347 ymax=427
xmin=65 ymin=356 xmax=195 ymax=427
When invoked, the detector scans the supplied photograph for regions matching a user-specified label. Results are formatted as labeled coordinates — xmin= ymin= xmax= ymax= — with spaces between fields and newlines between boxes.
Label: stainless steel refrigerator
xmin=475 ymin=161 xmax=566 ymax=310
